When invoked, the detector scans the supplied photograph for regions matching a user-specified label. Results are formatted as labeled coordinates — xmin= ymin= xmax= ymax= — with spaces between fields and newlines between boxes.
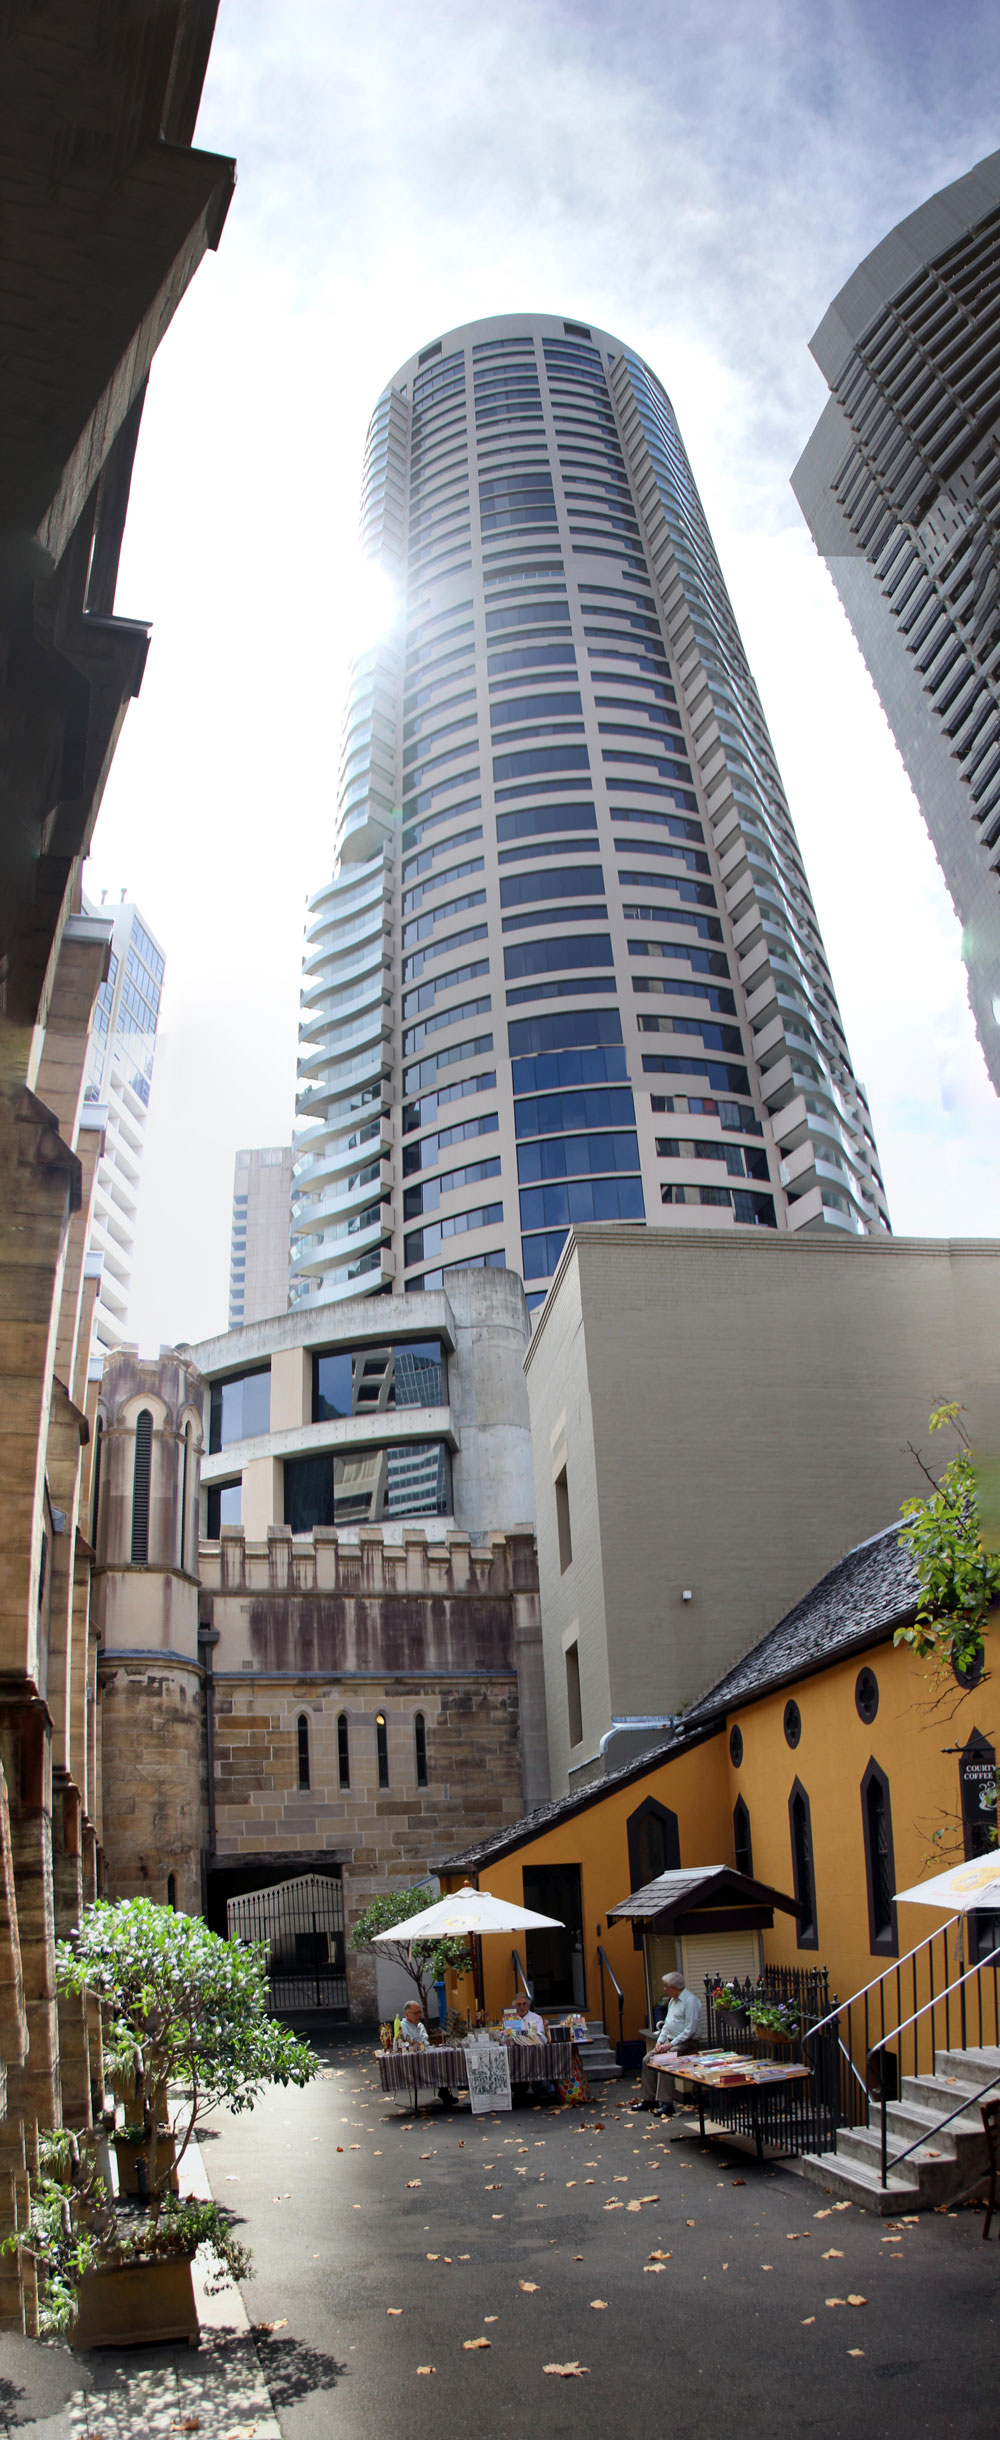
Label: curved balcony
xmin=290 ymin=1241 xmax=395 ymax=1308
xmin=296 ymin=1046 xmax=391 ymax=1120
xmin=291 ymin=1158 xmax=393 ymax=1237
xmin=290 ymin=1203 xmax=392 ymax=1283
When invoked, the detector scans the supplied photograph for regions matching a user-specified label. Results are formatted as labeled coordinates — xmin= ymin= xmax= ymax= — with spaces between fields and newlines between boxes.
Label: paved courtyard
xmin=2 ymin=2035 xmax=997 ymax=2436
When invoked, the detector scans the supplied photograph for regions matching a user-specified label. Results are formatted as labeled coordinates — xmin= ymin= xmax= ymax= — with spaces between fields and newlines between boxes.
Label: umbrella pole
xmin=473 ymin=1932 xmax=485 ymax=2019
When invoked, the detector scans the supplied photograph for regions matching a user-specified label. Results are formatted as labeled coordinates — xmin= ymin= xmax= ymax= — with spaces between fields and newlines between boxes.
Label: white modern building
xmin=229 ymin=1145 xmax=294 ymax=1327
xmin=82 ymin=894 xmax=165 ymax=1366
xmin=792 ymin=150 xmax=1000 ymax=1095
xmin=291 ymin=313 xmax=890 ymax=1316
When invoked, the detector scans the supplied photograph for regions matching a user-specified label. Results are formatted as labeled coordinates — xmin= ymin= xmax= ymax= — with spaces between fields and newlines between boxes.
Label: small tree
xmin=57 ymin=1899 xmax=317 ymax=2203
xmin=895 ymin=1403 xmax=1000 ymax=1682
xmin=348 ymin=1884 xmax=472 ymax=2021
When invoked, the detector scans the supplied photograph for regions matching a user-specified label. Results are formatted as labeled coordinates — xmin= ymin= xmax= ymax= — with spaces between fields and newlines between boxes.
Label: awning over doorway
xmin=608 ymin=1865 xmax=801 ymax=1934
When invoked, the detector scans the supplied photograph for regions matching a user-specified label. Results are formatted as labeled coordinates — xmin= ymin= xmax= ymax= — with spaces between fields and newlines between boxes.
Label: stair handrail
xmin=511 ymin=1947 xmax=534 ymax=2002
xmin=802 ymin=1914 xmax=960 ymax=2047
xmin=884 ymin=2061 xmax=1000 ymax=2185
xmin=870 ymin=1937 xmax=1000 ymax=2188
xmin=596 ymin=1944 xmax=624 ymax=2058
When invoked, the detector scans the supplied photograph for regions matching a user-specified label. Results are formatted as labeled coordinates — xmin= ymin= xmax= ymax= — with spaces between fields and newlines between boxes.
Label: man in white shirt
xmin=633 ymin=1971 xmax=702 ymax=2115
xmin=513 ymin=1993 xmax=547 ymax=2043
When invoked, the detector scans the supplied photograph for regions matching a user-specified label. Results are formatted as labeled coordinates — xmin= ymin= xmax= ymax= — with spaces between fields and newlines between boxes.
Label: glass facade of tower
xmin=792 ymin=149 xmax=1000 ymax=1094
xmin=292 ymin=314 xmax=889 ymax=1312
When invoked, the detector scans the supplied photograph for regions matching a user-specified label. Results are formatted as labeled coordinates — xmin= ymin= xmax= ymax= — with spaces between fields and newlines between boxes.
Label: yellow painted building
xmin=442 ymin=1523 xmax=998 ymax=2046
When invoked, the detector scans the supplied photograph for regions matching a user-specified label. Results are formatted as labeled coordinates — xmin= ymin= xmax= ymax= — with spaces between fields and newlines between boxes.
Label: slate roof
xmin=607 ymin=1865 xmax=801 ymax=1923
xmin=439 ymin=1519 xmax=917 ymax=1876
xmin=682 ymin=1520 xmax=918 ymax=1726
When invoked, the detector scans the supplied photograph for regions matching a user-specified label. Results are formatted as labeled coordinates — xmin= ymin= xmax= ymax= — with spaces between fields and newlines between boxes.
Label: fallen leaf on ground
xmin=518 ymin=2280 xmax=540 ymax=2292
xmin=639 ymin=2195 xmax=659 ymax=2204
xmin=802 ymin=2316 xmax=815 ymax=2326
xmin=426 ymin=2253 xmax=439 ymax=2261
xmin=387 ymin=2308 xmax=403 ymax=2316
xmin=825 ymin=2297 xmax=846 ymax=2308
xmin=647 ymin=2249 xmax=672 ymax=2261
xmin=644 ymin=2263 xmax=665 ymax=2272
xmin=420 ymin=2153 xmax=432 ymax=2160
xmin=831 ymin=2201 xmax=852 ymax=2212
xmin=813 ymin=2207 xmax=831 ymax=2218
xmin=731 ymin=2178 xmax=745 ymax=2187
xmin=485 ymin=2183 xmax=501 ymax=2190
xmin=543 ymin=2363 xmax=589 ymax=2377
xmin=847 ymin=2295 xmax=867 ymax=2307
xmin=417 ymin=2365 xmax=435 ymax=2375
xmin=603 ymin=2200 xmax=623 ymax=2211
xmin=406 ymin=2180 xmax=421 ymax=2189
xmin=589 ymin=2299 xmax=609 ymax=2310
xmin=463 ymin=2337 xmax=491 ymax=2350
xmin=848 ymin=2348 xmax=865 ymax=2358
xmin=821 ymin=2248 xmax=844 ymax=2259
xmin=252 ymin=2318 xmax=288 ymax=2332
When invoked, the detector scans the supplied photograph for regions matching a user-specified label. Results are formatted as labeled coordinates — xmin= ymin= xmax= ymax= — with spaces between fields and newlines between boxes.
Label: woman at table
xmin=396 ymin=2000 xmax=459 ymax=2109
xmin=511 ymin=1992 xmax=555 ymax=2103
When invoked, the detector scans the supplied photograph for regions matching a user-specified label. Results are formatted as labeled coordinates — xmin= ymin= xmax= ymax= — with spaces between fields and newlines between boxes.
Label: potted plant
xmin=5 ymin=1898 xmax=317 ymax=2342
xmin=710 ymin=1978 xmax=748 ymax=2020
xmin=747 ymin=1994 xmax=801 ymax=2051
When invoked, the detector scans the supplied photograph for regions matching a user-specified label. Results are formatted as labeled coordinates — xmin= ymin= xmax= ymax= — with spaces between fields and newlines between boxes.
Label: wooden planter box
xmin=73 ymin=2255 xmax=198 ymax=2349
xmin=113 ymin=2133 xmax=179 ymax=2198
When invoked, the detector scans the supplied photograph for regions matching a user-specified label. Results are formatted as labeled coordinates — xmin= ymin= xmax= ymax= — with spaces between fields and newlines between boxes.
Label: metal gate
xmin=227 ymin=1872 xmax=347 ymax=2014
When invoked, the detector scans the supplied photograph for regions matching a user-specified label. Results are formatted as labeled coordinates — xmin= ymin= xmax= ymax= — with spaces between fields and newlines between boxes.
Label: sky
xmin=85 ymin=0 xmax=1000 ymax=1352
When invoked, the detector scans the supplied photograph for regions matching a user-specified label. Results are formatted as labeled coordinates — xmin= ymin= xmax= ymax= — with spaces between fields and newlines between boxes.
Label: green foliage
xmin=348 ymin=1884 xmax=472 ymax=2016
xmin=895 ymin=1404 xmax=1000 ymax=1678
xmin=57 ymin=1899 xmax=317 ymax=2147
xmin=9 ymin=1897 xmax=321 ymax=2325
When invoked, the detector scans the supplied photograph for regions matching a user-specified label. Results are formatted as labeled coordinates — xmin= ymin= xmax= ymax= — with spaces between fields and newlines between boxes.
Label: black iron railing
xmin=803 ymin=1918 xmax=1000 ymax=2141
xmin=597 ymin=1945 xmax=624 ymax=2057
xmin=703 ymin=1966 xmax=840 ymax=2156
xmin=868 ymin=1940 xmax=1000 ymax=2189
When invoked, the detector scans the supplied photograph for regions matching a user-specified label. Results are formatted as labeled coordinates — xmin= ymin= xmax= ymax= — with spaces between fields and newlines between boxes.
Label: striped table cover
xmin=377 ymin=2039 xmax=572 ymax=2095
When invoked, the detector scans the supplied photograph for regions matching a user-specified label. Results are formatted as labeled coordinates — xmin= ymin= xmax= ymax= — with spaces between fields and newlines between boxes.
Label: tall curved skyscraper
xmin=291 ymin=313 xmax=889 ymax=1312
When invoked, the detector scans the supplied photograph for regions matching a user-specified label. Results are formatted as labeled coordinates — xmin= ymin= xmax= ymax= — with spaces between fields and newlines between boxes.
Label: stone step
xmin=799 ymin=2149 xmax=921 ymax=2215
xmin=935 ymin=2045 xmax=1000 ymax=2094
xmin=901 ymin=2071 xmax=987 ymax=2121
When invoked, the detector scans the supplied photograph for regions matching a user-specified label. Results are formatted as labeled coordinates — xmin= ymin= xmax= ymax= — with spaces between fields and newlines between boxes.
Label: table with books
xmin=650 ymin=2046 xmax=812 ymax=2160
xmin=376 ymin=2034 xmax=572 ymax=2107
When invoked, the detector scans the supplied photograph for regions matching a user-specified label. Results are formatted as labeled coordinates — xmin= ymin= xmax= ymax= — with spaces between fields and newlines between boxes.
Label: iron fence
xmin=703 ymin=1964 xmax=841 ymax=2156
xmin=227 ymin=1872 xmax=347 ymax=2015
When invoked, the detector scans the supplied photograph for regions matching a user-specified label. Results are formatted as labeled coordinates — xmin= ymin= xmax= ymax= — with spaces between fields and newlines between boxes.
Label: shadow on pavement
xmin=251 ymin=2330 xmax=347 ymax=2407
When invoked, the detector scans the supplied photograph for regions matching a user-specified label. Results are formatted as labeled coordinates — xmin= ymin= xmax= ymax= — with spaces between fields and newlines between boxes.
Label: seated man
xmin=511 ymin=1991 xmax=554 ymax=2102
xmin=633 ymin=1970 xmax=701 ymax=2116
xmin=395 ymin=1998 xmax=458 ymax=2108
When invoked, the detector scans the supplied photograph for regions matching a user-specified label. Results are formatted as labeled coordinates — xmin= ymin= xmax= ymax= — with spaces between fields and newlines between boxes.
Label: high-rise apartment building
xmin=229 ymin=1145 xmax=294 ymax=1326
xmin=82 ymin=895 xmax=165 ymax=1365
xmin=792 ymin=151 xmax=1000 ymax=1093
xmin=291 ymin=314 xmax=889 ymax=1314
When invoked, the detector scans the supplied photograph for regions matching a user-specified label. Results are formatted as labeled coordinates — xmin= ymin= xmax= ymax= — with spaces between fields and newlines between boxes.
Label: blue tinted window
xmin=517 ymin=1132 xmax=640 ymax=1182
xmin=514 ymin=1085 xmax=636 ymax=1136
xmin=488 ymin=645 xmax=577 ymax=676
xmin=493 ymin=747 xmax=590 ymax=783
xmin=519 ymin=1177 xmax=645 ymax=1230
xmin=491 ymin=693 xmax=582 ymax=726
xmin=521 ymin=1229 xmax=569 ymax=1279
xmin=209 ymin=1369 xmax=270 ymax=1452
xmin=485 ymin=602 xmax=571 ymax=632
xmin=642 ymin=1056 xmax=751 ymax=1093
xmin=505 ymin=936 xmax=614 ymax=979
xmin=206 ymin=1481 xmax=241 ymax=1535
xmin=509 ymin=1008 xmax=623 ymax=1056
xmin=501 ymin=866 xmax=604 ymax=907
xmin=496 ymin=802 xmax=596 ymax=842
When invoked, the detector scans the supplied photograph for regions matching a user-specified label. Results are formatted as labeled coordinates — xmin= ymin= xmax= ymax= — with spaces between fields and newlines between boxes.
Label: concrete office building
xmin=523 ymin=1225 xmax=1000 ymax=1796
xmin=82 ymin=895 xmax=165 ymax=1367
xmin=793 ymin=150 xmax=1000 ymax=1093
xmin=290 ymin=313 xmax=889 ymax=1317
xmin=229 ymin=1144 xmax=294 ymax=1326
xmin=184 ymin=1262 xmax=535 ymax=1545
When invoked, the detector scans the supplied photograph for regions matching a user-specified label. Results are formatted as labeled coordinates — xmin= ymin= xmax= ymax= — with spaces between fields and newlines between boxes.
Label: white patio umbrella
xmin=895 ymin=1856 xmax=1000 ymax=1913
xmin=372 ymin=1880 xmax=564 ymax=2015
xmin=371 ymin=1882 xmax=564 ymax=1942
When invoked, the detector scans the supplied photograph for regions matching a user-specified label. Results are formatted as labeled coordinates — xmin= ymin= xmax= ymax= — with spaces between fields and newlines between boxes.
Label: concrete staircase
xmin=573 ymin=2021 xmax=622 ymax=2081
xmin=800 ymin=2045 xmax=1000 ymax=2214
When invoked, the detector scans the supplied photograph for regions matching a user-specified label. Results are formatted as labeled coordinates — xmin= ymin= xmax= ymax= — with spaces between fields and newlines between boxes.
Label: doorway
xmin=522 ymin=1864 xmax=585 ymax=2010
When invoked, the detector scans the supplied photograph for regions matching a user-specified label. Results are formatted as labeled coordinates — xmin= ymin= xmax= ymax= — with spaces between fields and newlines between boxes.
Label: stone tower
xmin=92 ymin=1348 xmax=206 ymax=1911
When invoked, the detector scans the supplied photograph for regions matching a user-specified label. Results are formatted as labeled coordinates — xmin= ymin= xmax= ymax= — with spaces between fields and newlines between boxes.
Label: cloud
xmin=86 ymin=0 xmax=1000 ymax=1348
